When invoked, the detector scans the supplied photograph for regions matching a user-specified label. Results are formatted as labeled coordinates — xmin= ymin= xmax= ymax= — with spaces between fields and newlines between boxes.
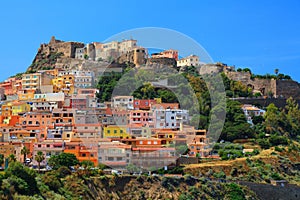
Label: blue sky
xmin=1 ymin=0 xmax=300 ymax=81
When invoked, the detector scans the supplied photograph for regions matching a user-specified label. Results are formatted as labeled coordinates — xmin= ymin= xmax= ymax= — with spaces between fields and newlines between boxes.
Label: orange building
xmin=188 ymin=129 xmax=210 ymax=157
xmin=64 ymin=140 xmax=98 ymax=165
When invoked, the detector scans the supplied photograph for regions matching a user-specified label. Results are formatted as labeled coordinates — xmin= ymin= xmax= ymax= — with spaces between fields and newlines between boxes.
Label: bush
xmin=257 ymin=139 xmax=271 ymax=149
xmin=274 ymin=146 xmax=283 ymax=152
xmin=213 ymin=171 xmax=226 ymax=179
xmin=224 ymin=183 xmax=246 ymax=200
xmin=270 ymin=136 xmax=288 ymax=146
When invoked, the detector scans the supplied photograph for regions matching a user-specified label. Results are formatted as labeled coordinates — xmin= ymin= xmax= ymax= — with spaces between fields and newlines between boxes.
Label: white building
xmin=242 ymin=104 xmax=265 ymax=124
xmin=154 ymin=109 xmax=189 ymax=129
xmin=112 ymin=96 xmax=134 ymax=110
xmin=58 ymin=70 xmax=94 ymax=89
xmin=177 ymin=55 xmax=200 ymax=67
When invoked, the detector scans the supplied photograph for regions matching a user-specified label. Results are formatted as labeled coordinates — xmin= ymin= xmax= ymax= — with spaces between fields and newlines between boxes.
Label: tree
xmin=264 ymin=103 xmax=280 ymax=134
xmin=80 ymin=160 xmax=94 ymax=168
xmin=5 ymin=162 xmax=38 ymax=195
xmin=84 ymin=54 xmax=89 ymax=60
xmin=48 ymin=153 xmax=79 ymax=170
xmin=252 ymin=115 xmax=264 ymax=125
xmin=274 ymin=68 xmax=279 ymax=75
xmin=35 ymin=151 xmax=45 ymax=173
xmin=284 ymin=97 xmax=300 ymax=138
xmin=220 ymin=100 xmax=254 ymax=142
xmin=0 ymin=154 xmax=4 ymax=168
xmin=126 ymin=163 xmax=140 ymax=173
xmin=21 ymin=146 xmax=30 ymax=164
xmin=8 ymin=154 xmax=16 ymax=163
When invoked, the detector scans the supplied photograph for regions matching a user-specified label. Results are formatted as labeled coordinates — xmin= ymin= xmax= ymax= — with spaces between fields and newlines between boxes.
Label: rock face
xmin=226 ymin=71 xmax=300 ymax=99
xmin=27 ymin=36 xmax=85 ymax=72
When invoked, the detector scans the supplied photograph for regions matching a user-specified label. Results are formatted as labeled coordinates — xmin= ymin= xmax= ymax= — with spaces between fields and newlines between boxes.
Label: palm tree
xmin=8 ymin=154 xmax=16 ymax=163
xmin=35 ymin=151 xmax=45 ymax=173
xmin=21 ymin=146 xmax=30 ymax=164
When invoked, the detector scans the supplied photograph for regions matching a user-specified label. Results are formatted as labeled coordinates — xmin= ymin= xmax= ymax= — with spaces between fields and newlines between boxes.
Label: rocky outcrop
xmin=27 ymin=36 xmax=84 ymax=72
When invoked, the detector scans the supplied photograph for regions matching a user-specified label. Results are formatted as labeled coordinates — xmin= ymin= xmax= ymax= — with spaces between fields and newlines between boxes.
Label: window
xmin=117 ymin=157 xmax=122 ymax=161
xmin=114 ymin=130 xmax=117 ymax=134
xmin=108 ymin=157 xmax=114 ymax=161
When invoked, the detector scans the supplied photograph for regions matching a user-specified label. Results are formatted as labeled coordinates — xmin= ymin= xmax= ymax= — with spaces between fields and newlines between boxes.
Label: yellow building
xmin=52 ymin=75 xmax=75 ymax=95
xmin=12 ymin=102 xmax=31 ymax=115
xmin=1 ymin=102 xmax=12 ymax=117
xmin=103 ymin=125 xmax=130 ymax=138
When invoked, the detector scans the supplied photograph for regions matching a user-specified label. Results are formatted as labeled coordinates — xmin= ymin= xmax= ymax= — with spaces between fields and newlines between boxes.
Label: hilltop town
xmin=1 ymin=36 xmax=300 ymax=167
xmin=0 ymin=36 xmax=300 ymax=199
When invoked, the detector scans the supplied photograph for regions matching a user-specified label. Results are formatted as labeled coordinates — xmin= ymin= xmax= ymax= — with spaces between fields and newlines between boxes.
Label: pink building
xmin=151 ymin=49 xmax=178 ymax=61
xmin=32 ymin=140 xmax=64 ymax=166
xmin=129 ymin=110 xmax=154 ymax=127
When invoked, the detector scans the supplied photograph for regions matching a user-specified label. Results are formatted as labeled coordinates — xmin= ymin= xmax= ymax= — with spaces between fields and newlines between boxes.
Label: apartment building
xmin=52 ymin=75 xmax=75 ymax=95
xmin=32 ymin=140 xmax=64 ymax=166
xmin=153 ymin=109 xmax=189 ymax=129
xmin=0 ymin=78 xmax=22 ymax=96
xmin=20 ymin=112 xmax=52 ymax=128
xmin=112 ymin=96 xmax=134 ymax=110
xmin=131 ymin=147 xmax=176 ymax=170
xmin=11 ymin=102 xmax=31 ymax=115
xmin=64 ymin=140 xmax=98 ymax=165
xmin=98 ymin=141 xmax=131 ymax=169
xmin=103 ymin=125 xmax=130 ymax=138
xmin=22 ymin=72 xmax=53 ymax=93
xmin=129 ymin=110 xmax=154 ymax=127
xmin=58 ymin=70 xmax=94 ymax=89
xmin=188 ymin=129 xmax=210 ymax=157
xmin=73 ymin=124 xmax=101 ymax=140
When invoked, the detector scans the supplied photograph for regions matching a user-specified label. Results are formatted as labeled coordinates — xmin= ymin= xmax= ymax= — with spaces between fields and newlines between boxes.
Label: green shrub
xmin=274 ymin=146 xmax=283 ymax=152
xmin=269 ymin=135 xmax=288 ymax=146
xmin=257 ymin=139 xmax=271 ymax=149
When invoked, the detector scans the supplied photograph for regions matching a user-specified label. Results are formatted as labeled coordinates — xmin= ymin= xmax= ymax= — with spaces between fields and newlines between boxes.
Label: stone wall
xmin=147 ymin=57 xmax=177 ymax=68
xmin=275 ymin=80 xmax=300 ymax=99
xmin=117 ymin=48 xmax=147 ymax=66
xmin=226 ymin=71 xmax=300 ymax=99
xmin=226 ymin=71 xmax=275 ymax=96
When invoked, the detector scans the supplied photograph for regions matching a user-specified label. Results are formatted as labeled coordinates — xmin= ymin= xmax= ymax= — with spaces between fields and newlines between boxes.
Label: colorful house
xmin=103 ymin=125 xmax=130 ymax=138
xmin=12 ymin=102 xmax=31 ymax=115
